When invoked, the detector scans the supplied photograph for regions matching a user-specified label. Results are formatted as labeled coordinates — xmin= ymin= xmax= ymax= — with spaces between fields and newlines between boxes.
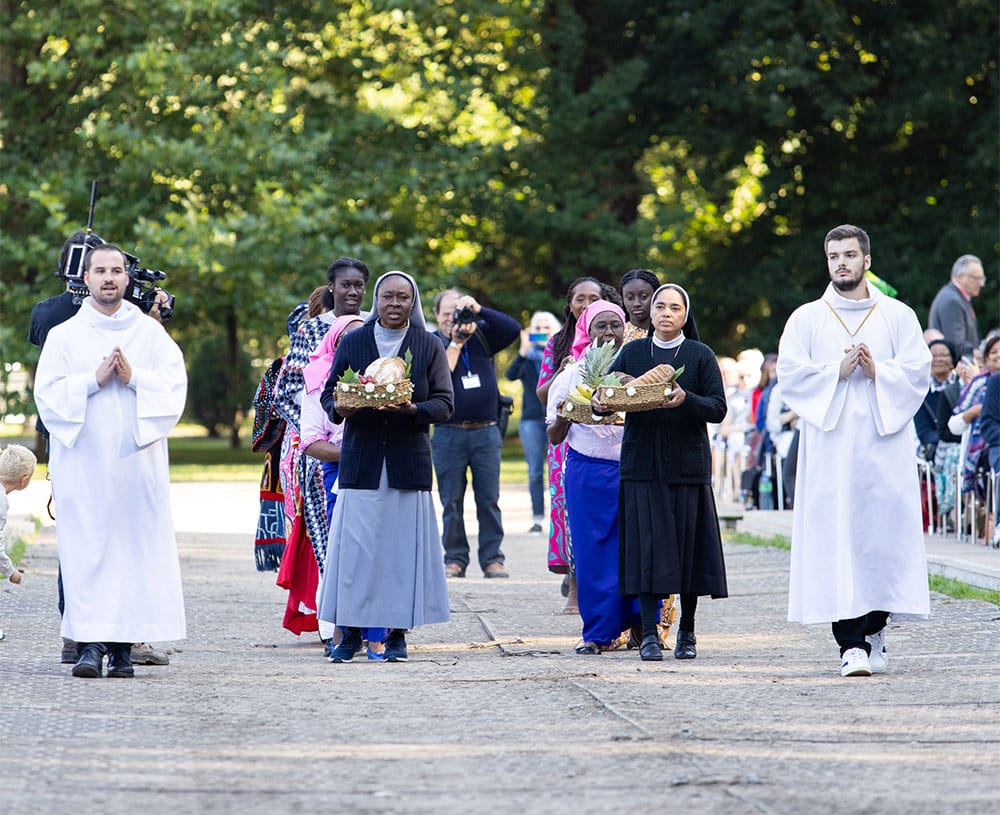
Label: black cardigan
xmin=612 ymin=337 xmax=727 ymax=483
xmin=320 ymin=323 xmax=454 ymax=490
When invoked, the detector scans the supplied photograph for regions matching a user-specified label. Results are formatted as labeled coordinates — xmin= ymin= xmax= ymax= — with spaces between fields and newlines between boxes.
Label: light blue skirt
xmin=317 ymin=465 xmax=450 ymax=630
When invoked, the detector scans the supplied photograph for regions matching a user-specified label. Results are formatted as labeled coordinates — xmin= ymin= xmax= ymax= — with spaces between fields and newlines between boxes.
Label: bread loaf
xmin=364 ymin=356 xmax=407 ymax=384
xmin=630 ymin=364 xmax=675 ymax=387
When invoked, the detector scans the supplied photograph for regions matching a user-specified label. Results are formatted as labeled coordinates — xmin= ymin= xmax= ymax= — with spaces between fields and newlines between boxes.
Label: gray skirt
xmin=317 ymin=466 xmax=450 ymax=630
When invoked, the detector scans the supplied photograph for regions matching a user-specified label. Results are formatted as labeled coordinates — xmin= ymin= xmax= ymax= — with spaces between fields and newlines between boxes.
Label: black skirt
xmin=618 ymin=479 xmax=728 ymax=598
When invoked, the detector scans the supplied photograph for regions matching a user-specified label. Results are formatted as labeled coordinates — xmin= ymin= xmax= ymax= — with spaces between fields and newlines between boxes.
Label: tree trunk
xmin=226 ymin=310 xmax=242 ymax=449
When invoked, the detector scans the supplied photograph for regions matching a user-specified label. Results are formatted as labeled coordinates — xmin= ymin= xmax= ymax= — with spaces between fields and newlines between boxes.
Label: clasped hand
xmin=96 ymin=346 xmax=133 ymax=387
xmin=839 ymin=343 xmax=876 ymax=380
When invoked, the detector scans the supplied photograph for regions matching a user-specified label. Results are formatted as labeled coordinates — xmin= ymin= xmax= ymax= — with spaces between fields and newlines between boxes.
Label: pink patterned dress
xmin=539 ymin=338 xmax=571 ymax=573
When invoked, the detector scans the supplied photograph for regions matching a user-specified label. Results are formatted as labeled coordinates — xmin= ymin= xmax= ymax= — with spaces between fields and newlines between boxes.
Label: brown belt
xmin=442 ymin=420 xmax=498 ymax=430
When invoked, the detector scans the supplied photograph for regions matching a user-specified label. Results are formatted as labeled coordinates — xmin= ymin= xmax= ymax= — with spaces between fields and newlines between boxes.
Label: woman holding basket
xmin=612 ymin=284 xmax=729 ymax=661
xmin=318 ymin=271 xmax=454 ymax=663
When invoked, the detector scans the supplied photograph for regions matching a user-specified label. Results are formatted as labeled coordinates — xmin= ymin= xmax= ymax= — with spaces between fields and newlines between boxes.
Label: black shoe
xmin=329 ymin=627 xmax=363 ymax=663
xmin=674 ymin=630 xmax=697 ymax=660
xmin=106 ymin=643 xmax=134 ymax=678
xmin=383 ymin=629 xmax=408 ymax=662
xmin=560 ymin=575 xmax=570 ymax=597
xmin=640 ymin=634 xmax=663 ymax=661
xmin=61 ymin=638 xmax=80 ymax=664
xmin=72 ymin=643 xmax=105 ymax=678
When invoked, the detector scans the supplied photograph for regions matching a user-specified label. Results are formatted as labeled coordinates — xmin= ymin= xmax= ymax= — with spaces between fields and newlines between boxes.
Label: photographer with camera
xmin=432 ymin=290 xmax=520 ymax=579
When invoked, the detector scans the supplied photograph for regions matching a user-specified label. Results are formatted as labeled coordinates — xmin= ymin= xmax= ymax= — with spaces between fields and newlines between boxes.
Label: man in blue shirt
xmin=432 ymin=290 xmax=520 ymax=578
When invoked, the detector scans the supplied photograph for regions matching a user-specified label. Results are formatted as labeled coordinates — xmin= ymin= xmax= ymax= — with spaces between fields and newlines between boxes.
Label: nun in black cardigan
xmin=317 ymin=271 xmax=454 ymax=663
xmin=612 ymin=283 xmax=729 ymax=662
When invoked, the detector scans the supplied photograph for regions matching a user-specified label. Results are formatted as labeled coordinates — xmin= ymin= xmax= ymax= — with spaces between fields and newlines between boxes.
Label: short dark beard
xmin=832 ymin=272 xmax=865 ymax=293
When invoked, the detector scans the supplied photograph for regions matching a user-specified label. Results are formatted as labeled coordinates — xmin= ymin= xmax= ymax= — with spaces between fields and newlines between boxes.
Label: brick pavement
xmin=1 ymin=481 xmax=998 ymax=814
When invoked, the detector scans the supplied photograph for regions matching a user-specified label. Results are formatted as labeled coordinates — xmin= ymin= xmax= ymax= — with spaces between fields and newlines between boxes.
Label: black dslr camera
xmin=453 ymin=305 xmax=477 ymax=340
xmin=58 ymin=181 xmax=175 ymax=321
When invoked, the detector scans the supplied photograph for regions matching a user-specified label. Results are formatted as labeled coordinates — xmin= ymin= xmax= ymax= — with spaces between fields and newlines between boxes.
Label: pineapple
xmin=569 ymin=341 xmax=621 ymax=405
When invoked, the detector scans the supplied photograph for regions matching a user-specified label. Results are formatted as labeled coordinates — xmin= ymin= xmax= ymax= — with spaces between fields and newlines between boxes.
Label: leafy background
xmin=2 ymin=0 xmax=997 ymax=441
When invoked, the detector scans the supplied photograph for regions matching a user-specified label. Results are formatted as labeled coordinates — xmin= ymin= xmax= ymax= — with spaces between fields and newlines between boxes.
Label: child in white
xmin=0 ymin=444 xmax=36 ymax=640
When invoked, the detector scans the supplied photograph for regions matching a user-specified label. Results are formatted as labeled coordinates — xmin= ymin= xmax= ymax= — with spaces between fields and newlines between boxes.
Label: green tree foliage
xmin=185 ymin=330 xmax=255 ymax=442
xmin=2 ymin=0 xmax=996 ymax=434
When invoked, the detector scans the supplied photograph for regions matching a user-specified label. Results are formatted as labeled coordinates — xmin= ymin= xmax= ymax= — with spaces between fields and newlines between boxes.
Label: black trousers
xmin=832 ymin=610 xmax=889 ymax=655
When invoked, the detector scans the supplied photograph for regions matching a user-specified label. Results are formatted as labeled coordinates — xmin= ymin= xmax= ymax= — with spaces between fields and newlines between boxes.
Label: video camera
xmin=57 ymin=181 xmax=176 ymax=321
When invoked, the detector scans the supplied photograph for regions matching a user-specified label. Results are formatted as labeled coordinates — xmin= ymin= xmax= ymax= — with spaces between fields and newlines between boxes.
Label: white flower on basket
xmin=604 ymin=388 xmax=615 ymax=398
xmin=565 ymin=402 xmax=574 ymax=412
xmin=626 ymin=386 xmax=636 ymax=397
xmin=365 ymin=383 xmax=375 ymax=393
xmin=663 ymin=386 xmax=671 ymax=396
xmin=386 ymin=383 xmax=396 ymax=393
xmin=340 ymin=383 xmax=350 ymax=392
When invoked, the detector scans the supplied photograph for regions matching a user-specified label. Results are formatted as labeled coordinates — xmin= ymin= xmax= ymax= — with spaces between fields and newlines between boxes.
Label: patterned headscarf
xmin=302 ymin=315 xmax=365 ymax=394
xmin=569 ymin=300 xmax=627 ymax=361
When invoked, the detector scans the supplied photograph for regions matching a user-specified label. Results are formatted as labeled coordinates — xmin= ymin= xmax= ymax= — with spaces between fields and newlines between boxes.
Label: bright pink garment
xmin=302 ymin=315 xmax=365 ymax=394
xmin=569 ymin=300 xmax=627 ymax=361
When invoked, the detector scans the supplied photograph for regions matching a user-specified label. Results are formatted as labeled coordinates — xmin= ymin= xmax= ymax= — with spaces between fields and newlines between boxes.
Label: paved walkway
xmin=1 ymin=480 xmax=998 ymax=814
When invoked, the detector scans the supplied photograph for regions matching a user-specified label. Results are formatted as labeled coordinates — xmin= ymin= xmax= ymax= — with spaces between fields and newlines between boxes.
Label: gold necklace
xmin=824 ymin=300 xmax=877 ymax=338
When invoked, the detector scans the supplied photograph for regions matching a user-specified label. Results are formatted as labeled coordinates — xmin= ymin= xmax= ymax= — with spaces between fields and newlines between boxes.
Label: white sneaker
xmin=866 ymin=629 xmax=888 ymax=674
xmin=840 ymin=647 xmax=872 ymax=677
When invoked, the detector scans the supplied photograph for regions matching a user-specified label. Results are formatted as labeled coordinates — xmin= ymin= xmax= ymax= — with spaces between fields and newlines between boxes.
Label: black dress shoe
xmin=72 ymin=643 xmax=105 ymax=678
xmin=674 ymin=630 xmax=697 ymax=660
xmin=107 ymin=643 xmax=135 ymax=678
xmin=639 ymin=634 xmax=663 ymax=661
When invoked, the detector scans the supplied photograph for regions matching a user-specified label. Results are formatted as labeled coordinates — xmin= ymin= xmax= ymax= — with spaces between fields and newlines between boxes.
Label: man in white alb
xmin=777 ymin=224 xmax=931 ymax=677
xmin=34 ymin=244 xmax=187 ymax=679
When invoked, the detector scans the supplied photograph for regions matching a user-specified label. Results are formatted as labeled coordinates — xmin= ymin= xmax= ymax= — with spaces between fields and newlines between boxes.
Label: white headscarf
xmin=364 ymin=270 xmax=427 ymax=330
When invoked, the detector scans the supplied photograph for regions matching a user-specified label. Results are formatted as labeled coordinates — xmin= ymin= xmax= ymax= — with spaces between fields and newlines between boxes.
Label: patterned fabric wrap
xmin=274 ymin=316 xmax=332 ymax=429
xmin=254 ymin=437 xmax=286 ymax=571
xmin=300 ymin=451 xmax=330 ymax=572
xmin=251 ymin=357 xmax=285 ymax=452
xmin=539 ymin=337 xmax=572 ymax=573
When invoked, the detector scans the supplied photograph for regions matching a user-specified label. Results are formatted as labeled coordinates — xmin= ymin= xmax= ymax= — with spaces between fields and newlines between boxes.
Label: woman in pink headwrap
xmin=545 ymin=300 xmax=643 ymax=653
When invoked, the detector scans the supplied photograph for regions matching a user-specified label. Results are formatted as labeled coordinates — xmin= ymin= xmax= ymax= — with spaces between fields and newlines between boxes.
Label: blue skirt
xmin=565 ymin=448 xmax=640 ymax=646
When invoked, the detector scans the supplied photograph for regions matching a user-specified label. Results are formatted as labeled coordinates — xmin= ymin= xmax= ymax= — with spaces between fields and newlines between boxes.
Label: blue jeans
xmin=432 ymin=424 xmax=505 ymax=570
xmin=517 ymin=418 xmax=546 ymax=519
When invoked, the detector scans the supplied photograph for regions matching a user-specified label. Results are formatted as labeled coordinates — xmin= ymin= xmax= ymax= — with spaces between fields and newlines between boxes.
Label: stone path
xmin=1 ymin=482 xmax=998 ymax=814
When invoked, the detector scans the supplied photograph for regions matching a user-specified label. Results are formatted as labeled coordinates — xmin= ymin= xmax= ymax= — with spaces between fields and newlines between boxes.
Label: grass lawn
xmin=167 ymin=427 xmax=533 ymax=484
xmin=723 ymin=529 xmax=1000 ymax=607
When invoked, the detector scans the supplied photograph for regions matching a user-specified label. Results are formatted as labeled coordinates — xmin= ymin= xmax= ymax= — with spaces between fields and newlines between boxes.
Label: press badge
xmin=461 ymin=373 xmax=482 ymax=390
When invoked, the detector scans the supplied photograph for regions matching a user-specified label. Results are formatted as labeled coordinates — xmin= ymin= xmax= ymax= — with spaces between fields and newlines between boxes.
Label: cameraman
xmin=432 ymin=290 xmax=520 ymax=579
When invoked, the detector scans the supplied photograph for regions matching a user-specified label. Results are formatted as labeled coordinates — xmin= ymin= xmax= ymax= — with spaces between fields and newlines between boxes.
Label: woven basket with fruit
xmin=335 ymin=350 xmax=413 ymax=409
xmin=557 ymin=341 xmax=626 ymax=425
xmin=592 ymin=363 xmax=684 ymax=413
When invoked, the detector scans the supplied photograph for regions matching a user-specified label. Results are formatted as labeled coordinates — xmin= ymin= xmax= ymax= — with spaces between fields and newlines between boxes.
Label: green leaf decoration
xmin=340 ymin=367 xmax=360 ymax=383
xmin=669 ymin=365 xmax=685 ymax=383
xmin=403 ymin=348 xmax=413 ymax=378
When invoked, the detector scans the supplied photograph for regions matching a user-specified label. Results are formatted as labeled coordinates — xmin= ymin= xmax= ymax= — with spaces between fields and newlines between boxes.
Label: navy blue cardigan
xmin=320 ymin=324 xmax=454 ymax=490
xmin=612 ymin=337 xmax=727 ymax=484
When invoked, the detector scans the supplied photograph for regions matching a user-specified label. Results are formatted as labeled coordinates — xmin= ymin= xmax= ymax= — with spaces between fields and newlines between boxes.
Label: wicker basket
xmin=335 ymin=379 xmax=413 ymax=409
xmin=592 ymin=381 xmax=673 ymax=413
xmin=558 ymin=399 xmax=625 ymax=425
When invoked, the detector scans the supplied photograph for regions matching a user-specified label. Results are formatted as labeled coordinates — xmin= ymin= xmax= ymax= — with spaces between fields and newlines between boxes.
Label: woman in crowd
xmin=620 ymin=268 xmax=660 ymax=342
xmin=274 ymin=257 xmax=370 ymax=550
xmin=318 ymin=271 xmax=454 ymax=663
xmin=506 ymin=311 xmax=561 ymax=535
xmin=949 ymin=335 xmax=1000 ymax=528
xmin=546 ymin=300 xmax=640 ymax=654
xmin=535 ymin=277 xmax=606 ymax=607
xmin=614 ymin=284 xmax=729 ymax=661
